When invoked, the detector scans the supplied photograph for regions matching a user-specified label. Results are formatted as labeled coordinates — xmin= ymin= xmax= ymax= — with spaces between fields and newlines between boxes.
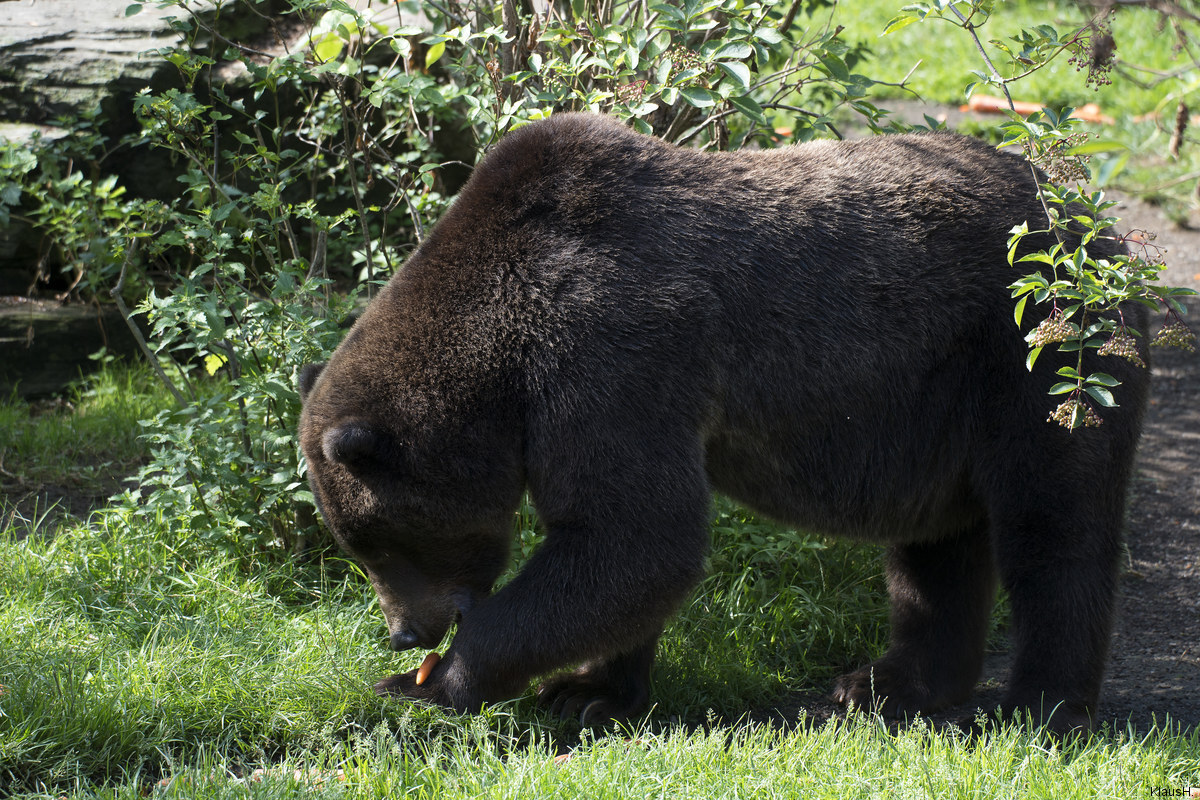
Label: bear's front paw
xmin=536 ymin=671 xmax=650 ymax=726
xmin=373 ymin=670 xmax=442 ymax=703
xmin=374 ymin=650 xmax=493 ymax=715
xmin=374 ymin=652 xmax=454 ymax=706
xmin=831 ymin=660 xmax=960 ymax=717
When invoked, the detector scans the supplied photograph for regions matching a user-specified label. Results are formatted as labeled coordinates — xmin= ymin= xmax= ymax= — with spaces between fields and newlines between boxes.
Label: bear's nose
xmin=389 ymin=629 xmax=421 ymax=651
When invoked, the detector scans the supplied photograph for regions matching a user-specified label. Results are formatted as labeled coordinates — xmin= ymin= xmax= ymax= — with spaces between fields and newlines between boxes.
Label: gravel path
xmin=1098 ymin=194 xmax=1200 ymax=732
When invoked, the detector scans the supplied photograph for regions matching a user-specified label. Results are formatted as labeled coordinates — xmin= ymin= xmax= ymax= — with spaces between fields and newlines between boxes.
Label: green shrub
xmin=71 ymin=0 xmax=891 ymax=559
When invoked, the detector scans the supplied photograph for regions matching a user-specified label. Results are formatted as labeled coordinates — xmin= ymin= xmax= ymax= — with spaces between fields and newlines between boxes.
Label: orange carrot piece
xmin=415 ymin=651 xmax=441 ymax=686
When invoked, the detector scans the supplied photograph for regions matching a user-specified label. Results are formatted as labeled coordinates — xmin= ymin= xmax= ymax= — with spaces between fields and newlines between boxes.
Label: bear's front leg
xmin=535 ymin=631 xmax=661 ymax=725
xmin=373 ymin=648 xmax=477 ymax=709
xmin=374 ymin=449 xmax=712 ymax=719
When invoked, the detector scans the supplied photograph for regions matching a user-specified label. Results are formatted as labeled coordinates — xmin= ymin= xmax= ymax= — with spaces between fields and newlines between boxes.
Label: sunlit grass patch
xmin=0 ymin=364 xmax=169 ymax=491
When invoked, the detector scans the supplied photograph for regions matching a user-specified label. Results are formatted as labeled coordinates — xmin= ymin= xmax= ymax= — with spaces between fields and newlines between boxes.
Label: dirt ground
xmin=1063 ymin=195 xmax=1200 ymax=733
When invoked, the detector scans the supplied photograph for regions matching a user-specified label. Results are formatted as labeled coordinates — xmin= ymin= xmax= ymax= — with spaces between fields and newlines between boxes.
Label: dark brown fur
xmin=298 ymin=114 xmax=1148 ymax=733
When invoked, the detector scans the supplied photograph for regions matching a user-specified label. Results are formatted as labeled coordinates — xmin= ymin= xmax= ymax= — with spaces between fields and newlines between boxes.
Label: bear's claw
xmin=536 ymin=674 xmax=649 ymax=726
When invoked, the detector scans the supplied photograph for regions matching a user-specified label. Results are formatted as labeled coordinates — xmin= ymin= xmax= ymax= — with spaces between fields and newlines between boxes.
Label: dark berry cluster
xmin=1035 ymin=133 xmax=1091 ymax=185
xmin=1152 ymin=319 xmax=1197 ymax=352
xmin=665 ymin=46 xmax=703 ymax=80
xmin=1068 ymin=16 xmax=1115 ymax=90
xmin=1049 ymin=396 xmax=1103 ymax=429
xmin=1098 ymin=329 xmax=1146 ymax=367
xmin=1031 ymin=311 xmax=1075 ymax=348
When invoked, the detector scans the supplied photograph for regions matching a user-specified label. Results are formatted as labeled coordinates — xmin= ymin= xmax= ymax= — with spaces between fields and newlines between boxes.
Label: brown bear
xmin=298 ymin=113 xmax=1148 ymax=734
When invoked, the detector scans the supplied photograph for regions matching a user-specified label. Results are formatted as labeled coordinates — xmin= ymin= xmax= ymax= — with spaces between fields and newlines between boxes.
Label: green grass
xmin=77 ymin=720 xmax=1200 ymax=799
xmin=2 ymin=363 xmax=1198 ymax=797
xmin=0 ymin=485 xmax=888 ymax=791
xmin=0 ymin=363 xmax=169 ymax=511
xmin=837 ymin=0 xmax=1179 ymax=118
xmin=833 ymin=0 xmax=1200 ymax=215
xmin=3 ymin=507 xmax=1197 ymax=799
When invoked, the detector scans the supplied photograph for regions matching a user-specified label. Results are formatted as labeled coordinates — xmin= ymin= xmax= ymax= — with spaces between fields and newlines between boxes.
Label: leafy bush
xmin=66 ymin=0 xmax=890 ymax=559
xmin=2 ymin=0 xmax=1195 ymax=559
xmin=888 ymin=1 xmax=1196 ymax=428
xmin=0 ymin=116 xmax=163 ymax=304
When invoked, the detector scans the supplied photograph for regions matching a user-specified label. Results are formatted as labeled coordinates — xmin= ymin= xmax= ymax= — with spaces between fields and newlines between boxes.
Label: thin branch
xmin=948 ymin=3 xmax=1063 ymax=242
xmin=676 ymin=103 xmax=842 ymax=145
xmin=331 ymin=78 xmax=377 ymax=295
xmin=109 ymin=241 xmax=188 ymax=407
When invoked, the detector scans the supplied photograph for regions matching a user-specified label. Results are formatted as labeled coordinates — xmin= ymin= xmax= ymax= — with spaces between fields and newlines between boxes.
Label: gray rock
xmin=0 ymin=0 xmax=185 ymax=123
xmin=0 ymin=296 xmax=144 ymax=397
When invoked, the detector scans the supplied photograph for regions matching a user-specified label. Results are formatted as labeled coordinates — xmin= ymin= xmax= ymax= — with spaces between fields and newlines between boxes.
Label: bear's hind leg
xmin=832 ymin=525 xmax=996 ymax=717
xmin=991 ymin=498 xmax=1122 ymax=734
xmin=536 ymin=630 xmax=661 ymax=725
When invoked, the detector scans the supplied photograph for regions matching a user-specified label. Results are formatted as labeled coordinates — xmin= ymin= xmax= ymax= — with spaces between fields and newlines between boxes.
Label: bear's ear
xmin=298 ymin=363 xmax=325 ymax=402
xmin=322 ymin=422 xmax=385 ymax=467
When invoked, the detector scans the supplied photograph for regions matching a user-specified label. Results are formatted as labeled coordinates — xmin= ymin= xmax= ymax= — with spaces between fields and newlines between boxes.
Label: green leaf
xmin=1025 ymin=345 xmax=1044 ymax=371
xmin=388 ymin=37 xmax=412 ymax=58
xmin=883 ymin=14 xmax=919 ymax=34
xmin=654 ymin=59 xmax=672 ymax=85
xmin=1016 ymin=252 xmax=1056 ymax=265
xmin=203 ymin=353 xmax=227 ymax=376
xmin=716 ymin=61 xmax=751 ymax=90
xmin=1084 ymin=385 xmax=1117 ymax=407
xmin=713 ymin=42 xmax=752 ymax=60
xmin=679 ymin=86 xmax=716 ymax=108
xmin=418 ymin=85 xmax=446 ymax=105
xmin=752 ymin=42 xmax=771 ymax=67
xmin=425 ymin=40 xmax=446 ymax=69
xmin=212 ymin=201 xmax=238 ymax=222
xmin=125 ymin=3 xmax=143 ymax=16
xmin=754 ymin=26 xmax=784 ymax=45
xmin=1049 ymin=382 xmax=1079 ymax=395
xmin=202 ymin=306 xmax=226 ymax=339
xmin=728 ymin=94 xmax=766 ymax=123
xmin=1014 ymin=294 xmax=1029 ymax=328
xmin=1086 ymin=372 xmax=1121 ymax=387
xmin=816 ymin=53 xmax=850 ymax=82
xmin=650 ymin=3 xmax=685 ymax=20
xmin=313 ymin=32 xmax=344 ymax=63
xmin=1065 ymin=140 xmax=1128 ymax=156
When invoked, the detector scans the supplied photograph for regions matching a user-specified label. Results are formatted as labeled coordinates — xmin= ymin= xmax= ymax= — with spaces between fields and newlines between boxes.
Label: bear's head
xmin=297 ymin=360 xmax=524 ymax=653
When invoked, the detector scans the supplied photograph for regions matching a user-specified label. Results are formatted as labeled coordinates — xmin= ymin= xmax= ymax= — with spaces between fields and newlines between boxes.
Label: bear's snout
xmin=389 ymin=629 xmax=421 ymax=652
